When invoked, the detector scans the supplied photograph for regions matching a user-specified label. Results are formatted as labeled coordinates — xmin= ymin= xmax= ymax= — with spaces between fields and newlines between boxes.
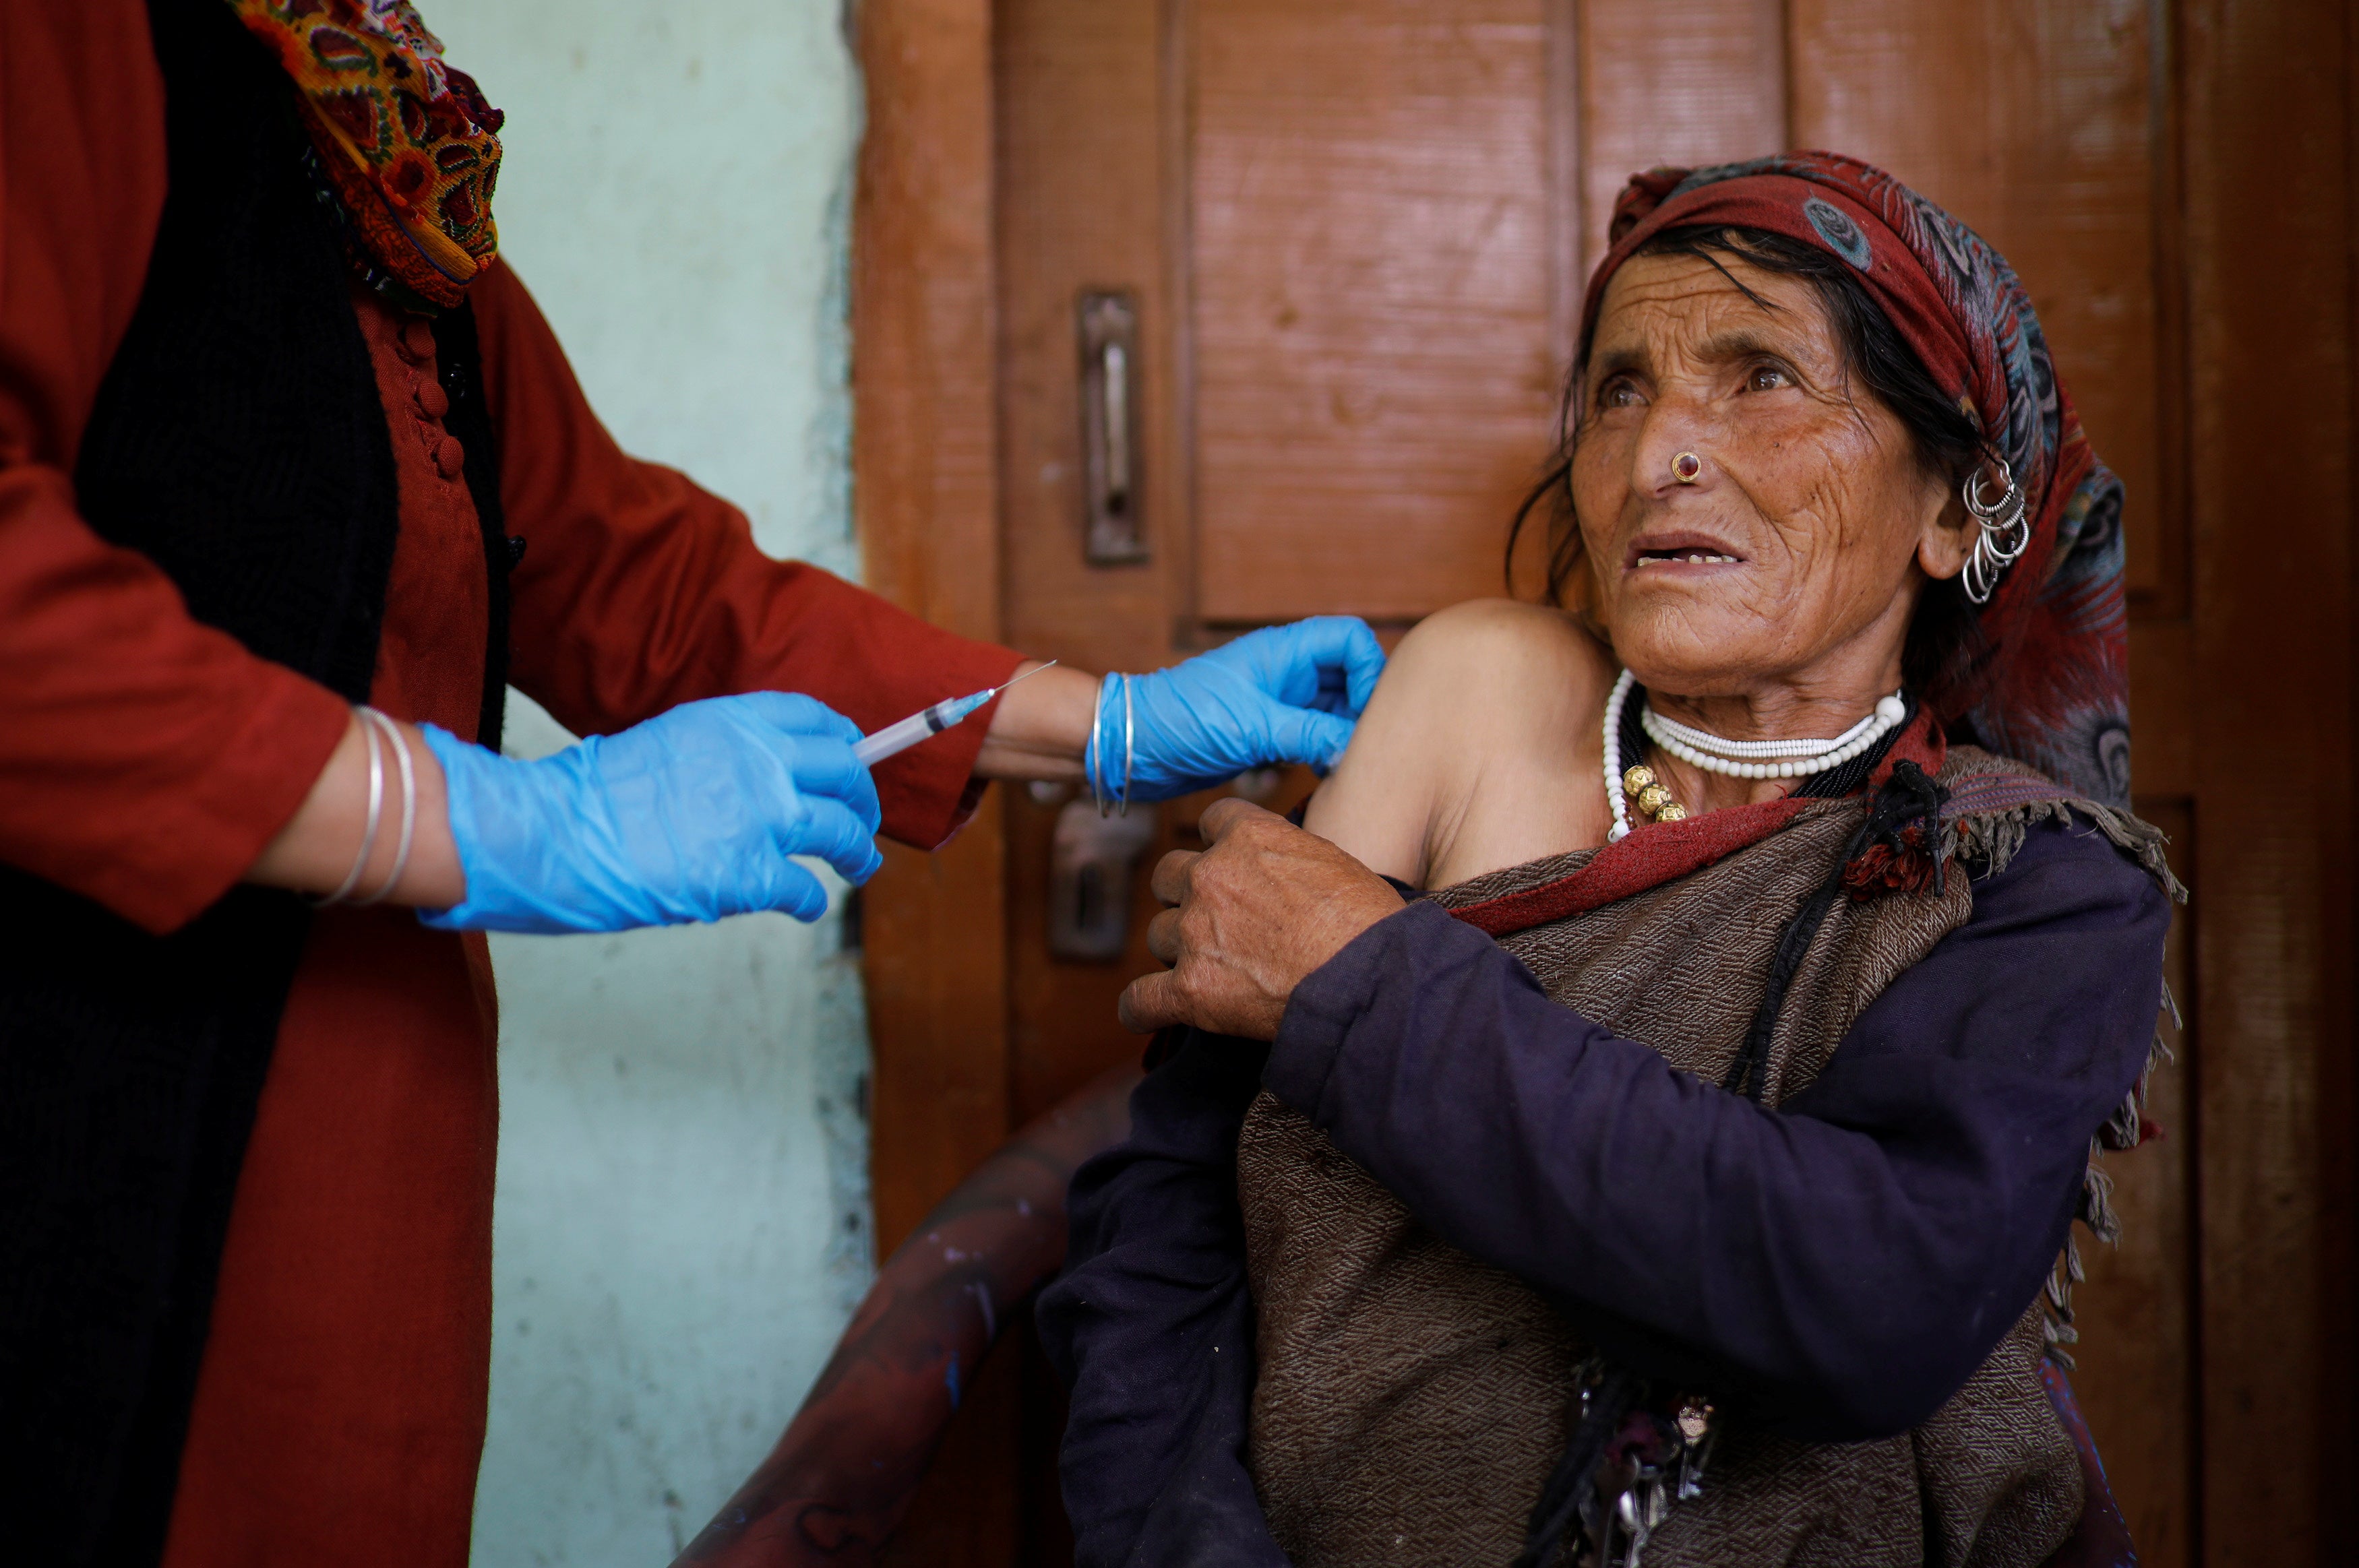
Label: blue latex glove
xmin=417 ymin=692 xmax=882 ymax=934
xmin=1091 ymin=616 xmax=1387 ymax=804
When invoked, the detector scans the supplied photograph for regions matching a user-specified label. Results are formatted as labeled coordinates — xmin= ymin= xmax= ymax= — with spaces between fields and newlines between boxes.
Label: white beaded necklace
xmin=1644 ymin=691 xmax=1907 ymax=780
xmin=1602 ymin=670 xmax=1641 ymax=842
xmin=1603 ymin=670 xmax=1908 ymax=840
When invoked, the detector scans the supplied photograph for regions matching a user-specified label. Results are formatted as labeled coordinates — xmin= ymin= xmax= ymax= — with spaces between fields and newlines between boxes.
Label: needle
xmin=851 ymin=660 xmax=1060 ymax=767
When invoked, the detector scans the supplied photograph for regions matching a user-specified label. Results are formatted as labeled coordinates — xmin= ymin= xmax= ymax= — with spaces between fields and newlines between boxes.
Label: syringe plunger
xmin=851 ymin=691 xmax=992 ymax=767
xmin=849 ymin=660 xmax=1058 ymax=768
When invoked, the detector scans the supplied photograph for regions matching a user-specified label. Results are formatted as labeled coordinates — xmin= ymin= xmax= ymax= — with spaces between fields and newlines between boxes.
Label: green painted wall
xmin=426 ymin=5 xmax=868 ymax=1561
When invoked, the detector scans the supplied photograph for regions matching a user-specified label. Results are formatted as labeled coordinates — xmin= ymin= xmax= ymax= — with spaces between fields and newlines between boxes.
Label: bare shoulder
xmin=1305 ymin=600 xmax=1616 ymax=886
xmin=1386 ymin=597 xmax=1614 ymax=699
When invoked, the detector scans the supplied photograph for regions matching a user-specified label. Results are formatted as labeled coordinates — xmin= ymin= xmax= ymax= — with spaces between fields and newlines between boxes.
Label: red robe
xmin=0 ymin=9 xmax=1021 ymax=1563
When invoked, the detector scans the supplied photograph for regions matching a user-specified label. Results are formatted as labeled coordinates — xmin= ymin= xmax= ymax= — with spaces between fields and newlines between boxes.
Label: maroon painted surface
xmin=673 ymin=1066 xmax=1139 ymax=1567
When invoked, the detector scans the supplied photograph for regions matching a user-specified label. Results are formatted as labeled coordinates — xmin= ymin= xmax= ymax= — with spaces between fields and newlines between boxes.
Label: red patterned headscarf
xmin=1584 ymin=153 xmax=2132 ymax=807
xmin=229 ymin=0 xmax=503 ymax=309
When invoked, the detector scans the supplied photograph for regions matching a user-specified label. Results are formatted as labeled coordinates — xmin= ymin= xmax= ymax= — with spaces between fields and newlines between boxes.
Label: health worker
xmin=0 ymin=7 xmax=1384 ymax=1566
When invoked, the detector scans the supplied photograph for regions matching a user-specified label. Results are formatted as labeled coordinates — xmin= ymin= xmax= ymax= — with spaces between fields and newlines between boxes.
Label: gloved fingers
xmin=1256 ymin=704 xmax=1357 ymax=775
xmin=785 ymin=796 xmax=886 ymax=887
xmin=779 ymin=732 xmax=884 ymax=833
xmin=1306 ymin=664 xmax=1346 ymax=716
xmin=1270 ymin=616 xmax=1388 ymax=715
xmin=762 ymin=858 xmax=835 ymax=923
xmin=735 ymin=689 xmax=868 ymax=746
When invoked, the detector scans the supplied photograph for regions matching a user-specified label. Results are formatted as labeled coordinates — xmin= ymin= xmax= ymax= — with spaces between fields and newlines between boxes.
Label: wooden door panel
xmin=2074 ymin=799 xmax=2197 ymax=1568
xmin=998 ymin=0 xmax=1177 ymax=674
xmin=856 ymin=0 xmax=1010 ymax=1261
xmin=1188 ymin=0 xmax=1561 ymax=624
xmin=1574 ymin=0 xmax=1787 ymax=280
xmin=2127 ymin=621 xmax=2194 ymax=797
xmin=2179 ymin=0 xmax=2353 ymax=1555
xmin=995 ymin=0 xmax=1186 ymax=1137
xmin=1788 ymin=0 xmax=2172 ymax=606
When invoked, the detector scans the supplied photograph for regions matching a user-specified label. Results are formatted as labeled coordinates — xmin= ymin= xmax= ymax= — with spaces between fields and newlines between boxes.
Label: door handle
xmin=1078 ymin=290 xmax=1147 ymax=565
xmin=1046 ymin=797 xmax=1159 ymax=961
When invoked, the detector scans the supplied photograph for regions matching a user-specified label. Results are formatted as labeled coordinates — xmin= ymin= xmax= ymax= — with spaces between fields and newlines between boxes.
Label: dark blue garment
xmin=1037 ymin=1030 xmax=1289 ymax=1568
xmin=1036 ymin=817 xmax=2170 ymax=1567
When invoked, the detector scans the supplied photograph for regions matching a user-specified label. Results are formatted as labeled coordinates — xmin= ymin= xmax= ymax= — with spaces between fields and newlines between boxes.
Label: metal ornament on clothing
xmin=1521 ymin=1358 xmax=1721 ymax=1568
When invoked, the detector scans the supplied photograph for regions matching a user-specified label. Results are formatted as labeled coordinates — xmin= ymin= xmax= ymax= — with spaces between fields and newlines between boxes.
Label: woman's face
xmin=1570 ymin=249 xmax=1970 ymax=701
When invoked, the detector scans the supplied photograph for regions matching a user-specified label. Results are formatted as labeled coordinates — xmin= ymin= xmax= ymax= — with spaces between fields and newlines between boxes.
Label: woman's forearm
xmin=1265 ymin=830 xmax=2167 ymax=1439
xmin=244 ymin=710 xmax=467 ymax=907
xmin=973 ymin=659 xmax=1097 ymax=781
xmin=1268 ymin=904 xmax=2047 ymax=1437
xmin=243 ymin=664 xmax=1101 ymax=914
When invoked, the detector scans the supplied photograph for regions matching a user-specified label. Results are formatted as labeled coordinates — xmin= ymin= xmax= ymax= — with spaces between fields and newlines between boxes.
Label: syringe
xmin=851 ymin=660 xmax=1059 ymax=767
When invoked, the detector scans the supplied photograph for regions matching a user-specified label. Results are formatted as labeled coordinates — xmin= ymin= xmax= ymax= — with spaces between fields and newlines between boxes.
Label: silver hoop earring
xmin=1959 ymin=457 xmax=2030 ymax=605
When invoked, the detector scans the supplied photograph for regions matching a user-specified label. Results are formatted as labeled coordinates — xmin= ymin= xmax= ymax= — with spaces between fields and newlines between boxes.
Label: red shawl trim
xmin=1870 ymin=707 xmax=1947 ymax=785
xmin=1448 ymin=796 xmax=1814 ymax=939
xmin=1446 ymin=711 xmax=1947 ymax=941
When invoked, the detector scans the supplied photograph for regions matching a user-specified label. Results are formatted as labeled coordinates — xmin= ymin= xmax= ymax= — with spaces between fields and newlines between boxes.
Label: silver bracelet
xmin=1088 ymin=674 xmax=1110 ymax=816
xmin=350 ymin=708 xmax=417 ymax=907
xmin=312 ymin=708 xmax=385 ymax=906
xmin=1117 ymin=672 xmax=1134 ymax=818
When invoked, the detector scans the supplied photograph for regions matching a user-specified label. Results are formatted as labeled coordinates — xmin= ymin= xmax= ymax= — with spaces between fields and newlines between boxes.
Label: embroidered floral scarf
xmin=228 ymin=0 xmax=503 ymax=307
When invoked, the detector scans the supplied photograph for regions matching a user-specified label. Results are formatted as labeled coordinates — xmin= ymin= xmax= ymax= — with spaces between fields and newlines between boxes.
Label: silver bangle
xmin=350 ymin=708 xmax=417 ymax=907
xmin=1088 ymin=675 xmax=1110 ymax=816
xmin=313 ymin=708 xmax=385 ymax=906
xmin=1117 ymin=672 xmax=1134 ymax=817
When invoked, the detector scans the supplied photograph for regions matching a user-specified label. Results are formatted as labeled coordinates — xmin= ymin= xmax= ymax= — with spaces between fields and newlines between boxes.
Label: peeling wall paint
xmin=425 ymin=5 xmax=867 ymax=1563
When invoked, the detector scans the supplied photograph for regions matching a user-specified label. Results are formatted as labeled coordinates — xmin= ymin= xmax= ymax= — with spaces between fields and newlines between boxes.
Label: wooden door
xmin=854 ymin=1 xmax=2356 ymax=1562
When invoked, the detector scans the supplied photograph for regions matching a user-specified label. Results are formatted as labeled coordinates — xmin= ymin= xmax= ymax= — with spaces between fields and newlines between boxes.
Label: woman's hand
xmin=975 ymin=619 xmax=1386 ymax=790
xmin=417 ymin=691 xmax=882 ymax=933
xmin=1120 ymin=798 xmax=1405 ymax=1040
xmin=1100 ymin=618 xmax=1388 ymax=801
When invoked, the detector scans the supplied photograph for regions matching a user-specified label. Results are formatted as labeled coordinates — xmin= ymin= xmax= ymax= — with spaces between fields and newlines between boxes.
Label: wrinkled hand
xmin=418 ymin=691 xmax=882 ymax=934
xmin=1119 ymin=798 xmax=1405 ymax=1040
xmin=1101 ymin=617 xmax=1386 ymax=803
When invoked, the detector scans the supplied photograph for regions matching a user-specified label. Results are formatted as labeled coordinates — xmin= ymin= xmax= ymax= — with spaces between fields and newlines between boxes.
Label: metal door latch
xmin=1078 ymin=290 xmax=1147 ymax=565
xmin=1047 ymin=796 xmax=1159 ymax=961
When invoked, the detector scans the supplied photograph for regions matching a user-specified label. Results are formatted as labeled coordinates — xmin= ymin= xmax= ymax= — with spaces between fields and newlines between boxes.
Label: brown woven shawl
xmin=1237 ymin=747 xmax=2178 ymax=1567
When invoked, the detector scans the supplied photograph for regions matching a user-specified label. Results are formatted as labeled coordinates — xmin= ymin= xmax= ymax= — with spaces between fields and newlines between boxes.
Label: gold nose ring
xmin=1672 ymin=451 xmax=1703 ymax=484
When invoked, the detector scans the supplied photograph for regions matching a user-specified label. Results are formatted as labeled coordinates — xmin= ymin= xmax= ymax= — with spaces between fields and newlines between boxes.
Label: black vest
xmin=0 ymin=3 xmax=509 ymax=1560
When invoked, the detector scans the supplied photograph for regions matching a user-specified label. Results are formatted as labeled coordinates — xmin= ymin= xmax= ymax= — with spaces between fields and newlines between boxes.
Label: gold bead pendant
xmin=1621 ymin=757 xmax=1690 ymax=826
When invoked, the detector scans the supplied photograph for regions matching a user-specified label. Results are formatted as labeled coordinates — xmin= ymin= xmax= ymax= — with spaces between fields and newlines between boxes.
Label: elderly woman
xmin=1039 ymin=154 xmax=2179 ymax=1567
